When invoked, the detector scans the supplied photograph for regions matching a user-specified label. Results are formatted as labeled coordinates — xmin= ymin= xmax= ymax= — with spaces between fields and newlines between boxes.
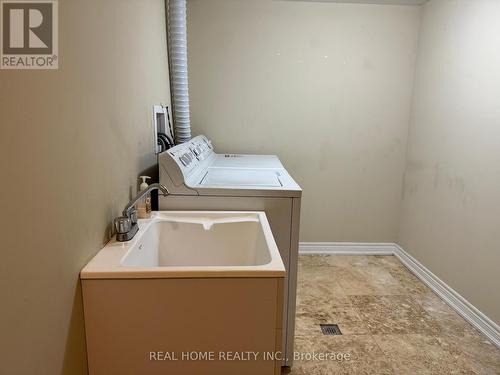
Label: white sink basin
xmin=81 ymin=211 xmax=285 ymax=279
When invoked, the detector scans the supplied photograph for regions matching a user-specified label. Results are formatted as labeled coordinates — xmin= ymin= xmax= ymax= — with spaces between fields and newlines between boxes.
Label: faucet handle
xmin=114 ymin=216 xmax=131 ymax=234
xmin=129 ymin=208 xmax=138 ymax=224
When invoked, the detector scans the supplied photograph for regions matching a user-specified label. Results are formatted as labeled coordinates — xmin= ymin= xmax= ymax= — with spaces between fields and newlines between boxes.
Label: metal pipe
xmin=122 ymin=183 xmax=169 ymax=218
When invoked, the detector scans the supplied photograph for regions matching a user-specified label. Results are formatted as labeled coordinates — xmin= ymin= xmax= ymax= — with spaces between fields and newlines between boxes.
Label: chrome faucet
xmin=114 ymin=183 xmax=169 ymax=242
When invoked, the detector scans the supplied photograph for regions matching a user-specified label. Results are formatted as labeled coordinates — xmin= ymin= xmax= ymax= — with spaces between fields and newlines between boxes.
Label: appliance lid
xmin=199 ymin=168 xmax=283 ymax=188
xmin=212 ymin=154 xmax=284 ymax=169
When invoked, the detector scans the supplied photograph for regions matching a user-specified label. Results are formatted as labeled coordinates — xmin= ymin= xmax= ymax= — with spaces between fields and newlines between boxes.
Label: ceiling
xmin=288 ymin=0 xmax=428 ymax=5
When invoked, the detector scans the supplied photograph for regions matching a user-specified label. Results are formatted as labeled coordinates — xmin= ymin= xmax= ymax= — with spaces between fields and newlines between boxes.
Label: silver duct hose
xmin=168 ymin=0 xmax=192 ymax=143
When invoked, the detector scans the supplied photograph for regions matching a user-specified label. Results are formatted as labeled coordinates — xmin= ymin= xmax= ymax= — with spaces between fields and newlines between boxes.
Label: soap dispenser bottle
xmin=137 ymin=176 xmax=152 ymax=219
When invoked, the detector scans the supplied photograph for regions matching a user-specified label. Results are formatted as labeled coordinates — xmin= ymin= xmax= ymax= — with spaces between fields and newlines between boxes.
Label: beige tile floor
xmin=285 ymin=255 xmax=500 ymax=374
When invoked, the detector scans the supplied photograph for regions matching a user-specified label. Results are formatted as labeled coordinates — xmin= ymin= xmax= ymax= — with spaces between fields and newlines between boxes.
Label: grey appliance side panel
xmin=285 ymin=197 xmax=301 ymax=366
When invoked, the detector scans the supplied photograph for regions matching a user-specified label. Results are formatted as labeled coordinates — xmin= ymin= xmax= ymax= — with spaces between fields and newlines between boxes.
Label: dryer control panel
xmin=189 ymin=135 xmax=213 ymax=162
xmin=163 ymin=135 xmax=215 ymax=181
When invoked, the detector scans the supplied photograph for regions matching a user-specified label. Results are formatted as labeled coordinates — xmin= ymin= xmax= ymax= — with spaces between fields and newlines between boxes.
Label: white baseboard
xmin=298 ymin=242 xmax=500 ymax=348
xmin=393 ymin=244 xmax=500 ymax=348
xmin=299 ymin=242 xmax=395 ymax=255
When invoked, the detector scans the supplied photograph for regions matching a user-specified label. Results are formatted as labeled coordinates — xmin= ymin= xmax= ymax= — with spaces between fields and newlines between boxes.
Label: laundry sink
xmin=81 ymin=211 xmax=285 ymax=278
xmin=81 ymin=211 xmax=285 ymax=375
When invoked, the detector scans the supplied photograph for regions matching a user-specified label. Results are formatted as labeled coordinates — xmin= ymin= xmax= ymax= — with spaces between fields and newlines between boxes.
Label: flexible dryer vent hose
xmin=168 ymin=0 xmax=192 ymax=144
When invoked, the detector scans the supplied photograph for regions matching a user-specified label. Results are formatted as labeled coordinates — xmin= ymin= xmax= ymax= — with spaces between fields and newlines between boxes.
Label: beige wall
xmin=187 ymin=0 xmax=421 ymax=242
xmin=399 ymin=0 xmax=500 ymax=323
xmin=0 ymin=0 xmax=171 ymax=374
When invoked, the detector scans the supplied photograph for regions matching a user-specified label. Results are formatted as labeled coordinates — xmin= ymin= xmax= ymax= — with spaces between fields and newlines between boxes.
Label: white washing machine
xmin=159 ymin=135 xmax=301 ymax=367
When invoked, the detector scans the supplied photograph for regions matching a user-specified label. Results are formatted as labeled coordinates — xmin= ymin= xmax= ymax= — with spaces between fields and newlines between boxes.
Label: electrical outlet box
xmin=153 ymin=105 xmax=174 ymax=154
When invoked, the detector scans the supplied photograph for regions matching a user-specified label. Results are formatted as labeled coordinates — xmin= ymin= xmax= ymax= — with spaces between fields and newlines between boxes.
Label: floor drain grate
xmin=320 ymin=324 xmax=342 ymax=335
